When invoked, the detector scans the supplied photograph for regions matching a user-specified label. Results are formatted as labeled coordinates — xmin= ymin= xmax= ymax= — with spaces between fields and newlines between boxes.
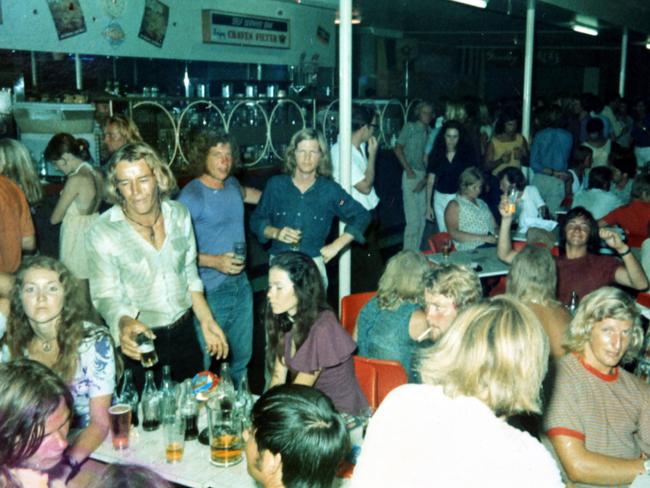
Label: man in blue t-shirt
xmin=178 ymin=131 xmax=260 ymax=386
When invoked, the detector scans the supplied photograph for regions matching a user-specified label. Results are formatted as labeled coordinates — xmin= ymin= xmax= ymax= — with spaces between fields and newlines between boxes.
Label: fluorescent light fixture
xmin=572 ymin=24 xmax=598 ymax=36
xmin=646 ymin=35 xmax=650 ymax=50
xmin=449 ymin=0 xmax=488 ymax=9
xmin=572 ymin=14 xmax=599 ymax=37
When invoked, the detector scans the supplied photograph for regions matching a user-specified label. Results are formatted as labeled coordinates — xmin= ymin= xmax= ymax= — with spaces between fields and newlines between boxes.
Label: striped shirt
xmin=543 ymin=353 xmax=650 ymax=488
xmin=87 ymin=200 xmax=203 ymax=345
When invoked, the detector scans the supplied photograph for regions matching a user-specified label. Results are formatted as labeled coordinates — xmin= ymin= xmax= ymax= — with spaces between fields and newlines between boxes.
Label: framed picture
xmin=47 ymin=0 xmax=87 ymax=40
xmin=139 ymin=0 xmax=169 ymax=48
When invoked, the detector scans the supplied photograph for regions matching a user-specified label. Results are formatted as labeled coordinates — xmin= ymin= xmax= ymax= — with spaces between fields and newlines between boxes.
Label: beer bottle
xmin=179 ymin=379 xmax=199 ymax=441
xmin=141 ymin=370 xmax=161 ymax=431
xmin=159 ymin=365 xmax=177 ymax=421
xmin=568 ymin=291 xmax=578 ymax=316
xmin=119 ymin=369 xmax=139 ymax=427
xmin=235 ymin=375 xmax=254 ymax=430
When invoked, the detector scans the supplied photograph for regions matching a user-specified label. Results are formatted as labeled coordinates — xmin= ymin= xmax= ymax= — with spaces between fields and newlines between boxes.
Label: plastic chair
xmin=340 ymin=291 xmax=376 ymax=337
xmin=353 ymin=356 xmax=408 ymax=410
xmin=427 ymin=231 xmax=455 ymax=254
xmin=638 ymin=292 xmax=650 ymax=309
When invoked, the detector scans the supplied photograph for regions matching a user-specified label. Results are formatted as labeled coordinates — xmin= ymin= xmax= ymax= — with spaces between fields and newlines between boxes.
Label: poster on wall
xmin=202 ymin=10 xmax=290 ymax=49
xmin=47 ymin=0 xmax=87 ymax=40
xmin=138 ymin=0 xmax=169 ymax=48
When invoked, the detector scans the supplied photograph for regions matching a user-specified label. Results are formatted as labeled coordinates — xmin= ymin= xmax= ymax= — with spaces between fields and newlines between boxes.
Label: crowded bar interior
xmin=1 ymin=0 xmax=650 ymax=487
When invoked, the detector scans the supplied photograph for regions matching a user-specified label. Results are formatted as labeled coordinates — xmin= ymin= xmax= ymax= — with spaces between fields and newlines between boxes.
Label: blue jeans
xmin=194 ymin=273 xmax=253 ymax=387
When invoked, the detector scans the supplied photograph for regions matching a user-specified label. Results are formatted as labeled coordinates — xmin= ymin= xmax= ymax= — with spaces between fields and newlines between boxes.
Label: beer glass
xmin=207 ymin=398 xmax=243 ymax=466
xmin=233 ymin=242 xmax=246 ymax=264
xmin=108 ymin=404 xmax=132 ymax=450
xmin=163 ymin=416 xmax=186 ymax=464
xmin=290 ymin=228 xmax=302 ymax=251
xmin=135 ymin=332 xmax=158 ymax=368
xmin=507 ymin=186 xmax=518 ymax=215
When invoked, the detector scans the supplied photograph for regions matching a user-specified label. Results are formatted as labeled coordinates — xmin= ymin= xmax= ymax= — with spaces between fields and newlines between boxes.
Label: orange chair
xmin=353 ymin=356 xmax=408 ymax=410
xmin=638 ymin=292 xmax=650 ymax=308
xmin=340 ymin=291 xmax=376 ymax=336
xmin=427 ymin=231 xmax=455 ymax=254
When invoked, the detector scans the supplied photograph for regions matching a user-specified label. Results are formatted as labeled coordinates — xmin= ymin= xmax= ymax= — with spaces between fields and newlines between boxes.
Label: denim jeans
xmin=194 ymin=273 xmax=253 ymax=387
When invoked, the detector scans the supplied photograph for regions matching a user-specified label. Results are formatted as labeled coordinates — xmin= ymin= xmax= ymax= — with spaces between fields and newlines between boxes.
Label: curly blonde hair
xmin=564 ymin=287 xmax=643 ymax=363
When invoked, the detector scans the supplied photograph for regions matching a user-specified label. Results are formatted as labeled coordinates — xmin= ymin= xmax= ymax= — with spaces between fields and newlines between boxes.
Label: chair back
xmin=353 ymin=356 xmax=408 ymax=410
xmin=427 ymin=231 xmax=455 ymax=253
xmin=340 ymin=291 xmax=376 ymax=336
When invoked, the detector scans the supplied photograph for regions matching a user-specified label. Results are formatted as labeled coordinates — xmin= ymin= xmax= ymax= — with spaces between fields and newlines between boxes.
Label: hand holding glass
xmin=233 ymin=242 xmax=246 ymax=264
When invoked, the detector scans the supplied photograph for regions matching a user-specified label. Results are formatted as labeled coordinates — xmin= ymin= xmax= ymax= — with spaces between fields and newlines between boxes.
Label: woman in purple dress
xmin=266 ymin=252 xmax=368 ymax=415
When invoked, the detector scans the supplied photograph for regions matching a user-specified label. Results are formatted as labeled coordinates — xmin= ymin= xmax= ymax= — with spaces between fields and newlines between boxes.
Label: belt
xmin=156 ymin=310 xmax=191 ymax=332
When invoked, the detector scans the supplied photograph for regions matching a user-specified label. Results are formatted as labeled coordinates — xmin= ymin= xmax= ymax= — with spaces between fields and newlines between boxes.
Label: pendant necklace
xmin=123 ymin=205 xmax=162 ymax=243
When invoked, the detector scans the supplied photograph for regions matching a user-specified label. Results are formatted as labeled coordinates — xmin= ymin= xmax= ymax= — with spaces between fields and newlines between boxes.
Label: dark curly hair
xmin=187 ymin=129 xmax=241 ymax=178
xmin=265 ymin=252 xmax=330 ymax=372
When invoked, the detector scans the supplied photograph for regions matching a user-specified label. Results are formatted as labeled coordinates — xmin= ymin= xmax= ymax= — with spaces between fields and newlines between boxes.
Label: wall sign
xmin=202 ymin=10 xmax=290 ymax=49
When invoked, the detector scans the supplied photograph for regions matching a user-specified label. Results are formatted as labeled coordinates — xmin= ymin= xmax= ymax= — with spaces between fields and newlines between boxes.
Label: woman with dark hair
xmin=0 ymin=358 xmax=73 ymax=488
xmin=266 ymin=252 xmax=367 ymax=415
xmin=251 ymin=128 xmax=370 ymax=289
xmin=485 ymin=111 xmax=529 ymax=175
xmin=497 ymin=166 xmax=548 ymax=232
xmin=45 ymin=133 xmax=103 ymax=282
xmin=1 ymin=256 xmax=117 ymax=478
xmin=426 ymin=120 xmax=476 ymax=231
xmin=499 ymin=204 xmax=648 ymax=304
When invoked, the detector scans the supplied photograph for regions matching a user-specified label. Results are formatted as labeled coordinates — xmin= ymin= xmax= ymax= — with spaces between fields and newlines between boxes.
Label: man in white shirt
xmin=87 ymin=142 xmax=228 ymax=390
xmin=330 ymin=104 xmax=380 ymax=212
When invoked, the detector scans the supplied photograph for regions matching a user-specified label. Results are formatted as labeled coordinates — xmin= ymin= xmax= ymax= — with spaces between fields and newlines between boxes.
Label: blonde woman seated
xmin=506 ymin=245 xmax=570 ymax=359
xmin=352 ymin=296 xmax=564 ymax=487
xmin=355 ymin=250 xmax=429 ymax=379
xmin=445 ymin=166 xmax=497 ymax=251
xmin=2 ymin=256 xmax=117 ymax=483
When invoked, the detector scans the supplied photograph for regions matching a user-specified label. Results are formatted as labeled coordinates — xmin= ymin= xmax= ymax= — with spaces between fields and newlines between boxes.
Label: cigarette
xmin=416 ymin=327 xmax=433 ymax=342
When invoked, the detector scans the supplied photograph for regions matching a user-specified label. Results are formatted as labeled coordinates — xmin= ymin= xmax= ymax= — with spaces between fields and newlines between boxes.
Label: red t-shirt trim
xmin=574 ymin=353 xmax=619 ymax=382
xmin=546 ymin=427 xmax=585 ymax=441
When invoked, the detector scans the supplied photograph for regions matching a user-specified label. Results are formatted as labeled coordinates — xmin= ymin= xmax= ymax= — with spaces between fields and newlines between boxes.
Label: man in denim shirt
xmin=250 ymin=128 xmax=370 ymax=289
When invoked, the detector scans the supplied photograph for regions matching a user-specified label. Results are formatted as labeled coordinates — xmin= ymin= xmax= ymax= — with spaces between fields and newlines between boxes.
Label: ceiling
xmin=288 ymin=0 xmax=650 ymax=49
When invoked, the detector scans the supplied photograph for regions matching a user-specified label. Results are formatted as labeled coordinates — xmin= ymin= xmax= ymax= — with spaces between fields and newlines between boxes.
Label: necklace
xmin=123 ymin=205 xmax=162 ymax=243
xmin=32 ymin=331 xmax=57 ymax=353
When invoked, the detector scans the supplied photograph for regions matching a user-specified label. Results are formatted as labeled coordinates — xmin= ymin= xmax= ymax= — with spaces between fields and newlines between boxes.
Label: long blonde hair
xmin=419 ymin=296 xmax=549 ymax=416
xmin=376 ymin=250 xmax=428 ymax=311
xmin=0 ymin=138 xmax=43 ymax=206
xmin=506 ymin=246 xmax=558 ymax=305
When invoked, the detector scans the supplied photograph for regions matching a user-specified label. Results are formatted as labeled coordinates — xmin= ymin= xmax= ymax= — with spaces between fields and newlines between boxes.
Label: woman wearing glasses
xmin=251 ymin=128 xmax=370 ymax=289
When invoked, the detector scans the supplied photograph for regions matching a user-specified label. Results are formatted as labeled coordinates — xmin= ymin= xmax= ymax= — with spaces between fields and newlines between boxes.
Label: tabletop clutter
xmin=110 ymin=361 xmax=254 ymax=468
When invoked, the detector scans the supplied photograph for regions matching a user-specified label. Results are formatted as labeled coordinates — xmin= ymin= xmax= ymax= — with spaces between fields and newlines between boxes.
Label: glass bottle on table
xmin=118 ymin=369 xmax=139 ymax=427
xmin=235 ymin=375 xmax=254 ymax=430
xmin=159 ymin=365 xmax=177 ymax=421
xmin=141 ymin=370 xmax=161 ymax=431
xmin=179 ymin=379 xmax=199 ymax=441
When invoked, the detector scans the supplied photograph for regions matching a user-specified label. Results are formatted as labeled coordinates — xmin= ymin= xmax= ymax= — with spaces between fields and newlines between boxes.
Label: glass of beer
xmin=108 ymin=404 xmax=132 ymax=450
xmin=507 ymin=186 xmax=518 ymax=215
xmin=163 ymin=416 xmax=186 ymax=464
xmin=135 ymin=332 xmax=158 ymax=368
xmin=290 ymin=228 xmax=302 ymax=252
xmin=207 ymin=401 xmax=243 ymax=466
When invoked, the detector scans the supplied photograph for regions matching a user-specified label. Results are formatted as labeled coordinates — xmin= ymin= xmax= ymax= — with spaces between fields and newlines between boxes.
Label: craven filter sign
xmin=202 ymin=10 xmax=290 ymax=49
